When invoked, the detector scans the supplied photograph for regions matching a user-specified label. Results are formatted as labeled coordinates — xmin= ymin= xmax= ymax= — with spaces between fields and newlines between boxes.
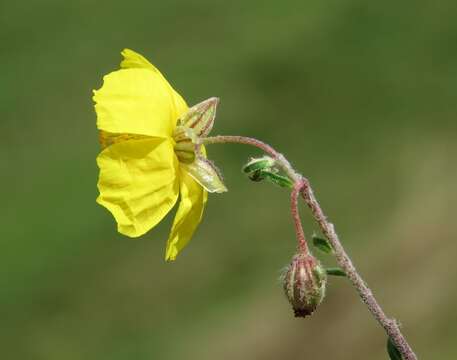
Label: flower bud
xmin=242 ymin=156 xmax=294 ymax=188
xmin=282 ymin=253 xmax=327 ymax=317
xmin=242 ymin=156 xmax=276 ymax=175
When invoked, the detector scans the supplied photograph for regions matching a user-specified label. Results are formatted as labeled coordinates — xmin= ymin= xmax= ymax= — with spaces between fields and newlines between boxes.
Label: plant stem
xmin=299 ymin=180 xmax=417 ymax=360
xmin=202 ymin=135 xmax=418 ymax=360
xmin=291 ymin=180 xmax=309 ymax=254
xmin=201 ymin=135 xmax=299 ymax=181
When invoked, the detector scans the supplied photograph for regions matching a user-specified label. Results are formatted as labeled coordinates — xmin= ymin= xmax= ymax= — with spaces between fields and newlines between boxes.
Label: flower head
xmin=93 ymin=49 xmax=226 ymax=261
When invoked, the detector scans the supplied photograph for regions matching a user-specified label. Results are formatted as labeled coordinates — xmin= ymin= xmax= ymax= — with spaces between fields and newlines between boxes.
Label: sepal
xmin=250 ymin=170 xmax=293 ymax=188
xmin=173 ymin=125 xmax=198 ymax=143
xmin=177 ymin=97 xmax=219 ymax=137
xmin=181 ymin=156 xmax=227 ymax=193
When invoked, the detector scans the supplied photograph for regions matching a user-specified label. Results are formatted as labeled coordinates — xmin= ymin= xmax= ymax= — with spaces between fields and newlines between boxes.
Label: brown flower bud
xmin=282 ymin=253 xmax=327 ymax=317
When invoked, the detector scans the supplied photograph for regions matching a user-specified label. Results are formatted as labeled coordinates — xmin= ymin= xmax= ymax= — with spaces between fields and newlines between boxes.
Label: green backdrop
xmin=1 ymin=0 xmax=456 ymax=359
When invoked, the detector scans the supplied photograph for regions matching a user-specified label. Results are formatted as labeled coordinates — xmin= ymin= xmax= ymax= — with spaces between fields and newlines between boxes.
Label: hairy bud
xmin=282 ymin=253 xmax=327 ymax=317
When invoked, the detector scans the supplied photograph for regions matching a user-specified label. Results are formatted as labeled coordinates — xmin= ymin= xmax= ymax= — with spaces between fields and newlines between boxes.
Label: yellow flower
xmin=93 ymin=49 xmax=226 ymax=261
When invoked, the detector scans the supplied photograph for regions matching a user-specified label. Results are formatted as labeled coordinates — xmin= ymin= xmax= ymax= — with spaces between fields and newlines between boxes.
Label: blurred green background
xmin=1 ymin=0 xmax=456 ymax=359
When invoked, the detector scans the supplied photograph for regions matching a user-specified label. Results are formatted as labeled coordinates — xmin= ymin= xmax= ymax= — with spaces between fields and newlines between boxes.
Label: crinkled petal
xmin=97 ymin=138 xmax=179 ymax=237
xmin=98 ymin=131 xmax=150 ymax=150
xmin=165 ymin=169 xmax=208 ymax=261
xmin=94 ymin=68 xmax=182 ymax=137
xmin=120 ymin=48 xmax=188 ymax=119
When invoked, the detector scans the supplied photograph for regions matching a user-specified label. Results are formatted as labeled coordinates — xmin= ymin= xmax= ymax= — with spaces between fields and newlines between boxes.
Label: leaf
xmin=325 ymin=267 xmax=346 ymax=277
xmin=312 ymin=234 xmax=333 ymax=254
xmin=387 ymin=337 xmax=403 ymax=360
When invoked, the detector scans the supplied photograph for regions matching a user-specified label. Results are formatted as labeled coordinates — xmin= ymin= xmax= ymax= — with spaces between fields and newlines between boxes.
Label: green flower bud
xmin=282 ymin=253 xmax=327 ymax=317
xmin=242 ymin=156 xmax=276 ymax=174
xmin=242 ymin=156 xmax=294 ymax=188
xmin=253 ymin=170 xmax=294 ymax=188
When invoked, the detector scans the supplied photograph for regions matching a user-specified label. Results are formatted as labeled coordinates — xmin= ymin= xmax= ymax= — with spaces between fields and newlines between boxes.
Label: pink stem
xmin=202 ymin=135 xmax=418 ymax=360
xmin=291 ymin=180 xmax=309 ymax=254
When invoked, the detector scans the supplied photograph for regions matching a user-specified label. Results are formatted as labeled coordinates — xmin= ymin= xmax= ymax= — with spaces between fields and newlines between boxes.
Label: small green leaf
xmin=312 ymin=234 xmax=333 ymax=254
xmin=325 ymin=267 xmax=346 ymax=277
xmin=387 ymin=337 xmax=403 ymax=360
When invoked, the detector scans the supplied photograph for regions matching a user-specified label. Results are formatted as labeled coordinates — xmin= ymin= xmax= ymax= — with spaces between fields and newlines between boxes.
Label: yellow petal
xmin=165 ymin=169 xmax=208 ymax=261
xmin=119 ymin=48 xmax=188 ymax=119
xmin=97 ymin=137 xmax=179 ymax=237
xmin=94 ymin=68 xmax=181 ymax=137
xmin=170 ymin=86 xmax=188 ymax=121
xmin=120 ymin=48 xmax=158 ymax=71
xmin=99 ymin=131 xmax=150 ymax=150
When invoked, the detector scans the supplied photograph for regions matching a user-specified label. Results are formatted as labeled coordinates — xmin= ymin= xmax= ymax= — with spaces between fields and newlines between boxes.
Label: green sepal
xmin=325 ymin=267 xmax=346 ymax=277
xmin=177 ymin=97 xmax=219 ymax=137
xmin=387 ymin=337 xmax=403 ymax=360
xmin=175 ymin=150 xmax=196 ymax=164
xmin=312 ymin=234 xmax=333 ymax=254
xmin=181 ymin=157 xmax=227 ymax=193
xmin=250 ymin=170 xmax=293 ymax=188
xmin=313 ymin=263 xmax=328 ymax=282
xmin=174 ymin=141 xmax=195 ymax=153
xmin=174 ymin=139 xmax=197 ymax=164
xmin=173 ymin=125 xmax=198 ymax=143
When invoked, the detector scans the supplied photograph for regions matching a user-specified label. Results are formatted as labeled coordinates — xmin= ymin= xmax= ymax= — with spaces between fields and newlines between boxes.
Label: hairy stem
xmin=201 ymin=135 xmax=299 ymax=181
xmin=202 ymin=135 xmax=418 ymax=360
xmin=299 ymin=180 xmax=416 ymax=359
xmin=291 ymin=180 xmax=310 ymax=254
